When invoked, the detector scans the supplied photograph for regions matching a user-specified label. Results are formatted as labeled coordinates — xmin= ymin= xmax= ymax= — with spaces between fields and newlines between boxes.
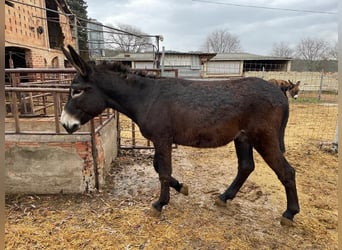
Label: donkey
xmin=60 ymin=45 xmax=299 ymax=225
xmin=268 ymin=79 xmax=300 ymax=99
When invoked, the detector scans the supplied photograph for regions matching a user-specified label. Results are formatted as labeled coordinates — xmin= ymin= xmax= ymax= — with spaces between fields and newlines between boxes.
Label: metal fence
xmin=4 ymin=68 xmax=116 ymax=136
xmin=245 ymin=70 xmax=338 ymax=145
xmin=5 ymin=68 xmax=337 ymax=150
xmin=119 ymin=70 xmax=338 ymax=149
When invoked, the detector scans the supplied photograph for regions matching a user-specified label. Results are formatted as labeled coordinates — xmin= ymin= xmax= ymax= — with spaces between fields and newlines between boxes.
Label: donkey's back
xmin=140 ymin=77 xmax=289 ymax=150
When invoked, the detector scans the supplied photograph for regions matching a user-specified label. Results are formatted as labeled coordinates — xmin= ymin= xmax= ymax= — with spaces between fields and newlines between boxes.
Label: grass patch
xmin=290 ymin=97 xmax=320 ymax=104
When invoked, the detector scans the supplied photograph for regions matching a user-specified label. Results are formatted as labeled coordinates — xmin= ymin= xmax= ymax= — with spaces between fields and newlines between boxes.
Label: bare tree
xmin=201 ymin=29 xmax=242 ymax=53
xmin=328 ymin=41 xmax=338 ymax=60
xmin=271 ymin=42 xmax=294 ymax=57
xmin=105 ymin=23 xmax=153 ymax=53
xmin=295 ymin=37 xmax=330 ymax=71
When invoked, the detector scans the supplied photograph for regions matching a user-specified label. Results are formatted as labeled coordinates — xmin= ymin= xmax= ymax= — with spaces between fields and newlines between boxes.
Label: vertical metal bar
xmin=132 ymin=120 xmax=136 ymax=148
xmin=117 ymin=111 xmax=121 ymax=150
xmin=333 ymin=122 xmax=338 ymax=152
xmin=11 ymin=92 xmax=20 ymax=133
xmin=99 ymin=113 xmax=103 ymax=125
xmin=318 ymin=70 xmax=323 ymax=101
xmin=74 ymin=15 xmax=79 ymax=52
xmin=52 ymin=92 xmax=60 ymax=134
xmin=29 ymin=92 xmax=34 ymax=114
xmin=90 ymin=119 xmax=99 ymax=190
xmin=42 ymin=94 xmax=47 ymax=115
xmin=161 ymin=46 xmax=165 ymax=77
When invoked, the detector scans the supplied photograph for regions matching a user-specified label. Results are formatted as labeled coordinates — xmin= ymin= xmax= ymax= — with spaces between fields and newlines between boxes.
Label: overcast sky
xmin=86 ymin=0 xmax=338 ymax=55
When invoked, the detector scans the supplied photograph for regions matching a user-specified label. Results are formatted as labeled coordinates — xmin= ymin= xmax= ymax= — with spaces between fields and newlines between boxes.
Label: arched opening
xmin=51 ymin=56 xmax=59 ymax=68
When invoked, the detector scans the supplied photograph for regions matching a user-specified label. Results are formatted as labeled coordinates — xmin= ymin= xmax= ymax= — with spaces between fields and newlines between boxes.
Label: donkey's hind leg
xmin=254 ymin=142 xmax=300 ymax=225
xmin=216 ymin=133 xmax=255 ymax=206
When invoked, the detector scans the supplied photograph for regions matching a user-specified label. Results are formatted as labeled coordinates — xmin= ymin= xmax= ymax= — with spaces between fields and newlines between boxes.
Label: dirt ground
xmin=5 ymin=103 xmax=338 ymax=249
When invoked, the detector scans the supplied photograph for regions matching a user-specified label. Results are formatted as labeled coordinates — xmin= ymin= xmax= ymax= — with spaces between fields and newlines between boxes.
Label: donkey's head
xmin=287 ymin=80 xmax=301 ymax=99
xmin=60 ymin=45 xmax=107 ymax=134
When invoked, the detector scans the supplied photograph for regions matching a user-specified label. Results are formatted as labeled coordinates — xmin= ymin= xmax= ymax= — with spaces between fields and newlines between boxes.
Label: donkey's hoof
xmin=180 ymin=184 xmax=189 ymax=196
xmin=214 ymin=197 xmax=227 ymax=207
xmin=280 ymin=216 xmax=294 ymax=226
xmin=149 ymin=206 xmax=162 ymax=217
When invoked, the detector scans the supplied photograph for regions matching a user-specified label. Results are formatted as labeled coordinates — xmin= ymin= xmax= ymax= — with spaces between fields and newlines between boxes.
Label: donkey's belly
xmin=174 ymin=129 xmax=239 ymax=148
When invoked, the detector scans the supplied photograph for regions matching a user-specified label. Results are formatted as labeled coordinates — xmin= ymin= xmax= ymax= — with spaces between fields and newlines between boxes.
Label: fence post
xmin=132 ymin=121 xmax=136 ymax=148
xmin=53 ymin=92 xmax=60 ymax=134
xmin=318 ymin=70 xmax=324 ymax=101
xmin=11 ymin=92 xmax=20 ymax=133
xmin=161 ymin=46 xmax=165 ymax=77
xmin=333 ymin=122 xmax=338 ymax=152
xmin=90 ymin=119 xmax=99 ymax=190
xmin=116 ymin=111 xmax=121 ymax=151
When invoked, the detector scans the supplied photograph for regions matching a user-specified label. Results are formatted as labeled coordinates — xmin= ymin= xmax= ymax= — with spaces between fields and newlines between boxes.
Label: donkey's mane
xmin=96 ymin=61 xmax=159 ymax=78
xmin=97 ymin=61 xmax=131 ymax=74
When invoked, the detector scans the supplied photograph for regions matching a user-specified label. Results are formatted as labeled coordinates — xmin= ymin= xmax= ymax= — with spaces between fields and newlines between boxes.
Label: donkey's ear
xmin=61 ymin=46 xmax=74 ymax=65
xmin=63 ymin=45 xmax=90 ymax=77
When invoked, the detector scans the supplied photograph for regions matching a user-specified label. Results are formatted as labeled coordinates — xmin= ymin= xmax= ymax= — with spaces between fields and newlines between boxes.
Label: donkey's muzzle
xmin=60 ymin=110 xmax=81 ymax=134
xmin=63 ymin=123 xmax=80 ymax=134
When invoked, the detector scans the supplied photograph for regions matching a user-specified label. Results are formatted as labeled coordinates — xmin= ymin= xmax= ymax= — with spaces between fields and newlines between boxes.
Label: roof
xmin=97 ymin=51 xmax=291 ymax=62
xmin=163 ymin=50 xmax=216 ymax=56
xmin=104 ymin=53 xmax=155 ymax=62
xmin=102 ymin=51 xmax=217 ymax=62
xmin=211 ymin=53 xmax=292 ymax=61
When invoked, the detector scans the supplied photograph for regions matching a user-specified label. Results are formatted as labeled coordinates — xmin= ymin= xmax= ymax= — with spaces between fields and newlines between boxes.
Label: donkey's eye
xmin=71 ymin=89 xmax=84 ymax=98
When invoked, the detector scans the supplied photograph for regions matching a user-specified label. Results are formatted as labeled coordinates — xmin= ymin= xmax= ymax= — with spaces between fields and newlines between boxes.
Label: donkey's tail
xmin=279 ymin=104 xmax=289 ymax=153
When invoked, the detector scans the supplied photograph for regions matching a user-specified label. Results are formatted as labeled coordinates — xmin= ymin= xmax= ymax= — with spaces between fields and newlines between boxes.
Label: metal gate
xmin=117 ymin=68 xmax=179 ymax=150
xmin=117 ymin=112 xmax=154 ymax=150
xmin=117 ymin=112 xmax=178 ymax=150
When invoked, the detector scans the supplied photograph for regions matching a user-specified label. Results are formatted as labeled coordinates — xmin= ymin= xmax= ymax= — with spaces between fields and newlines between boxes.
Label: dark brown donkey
xmin=60 ymin=45 xmax=299 ymax=225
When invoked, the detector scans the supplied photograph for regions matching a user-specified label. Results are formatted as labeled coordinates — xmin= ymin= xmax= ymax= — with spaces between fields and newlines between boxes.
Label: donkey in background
xmin=60 ymin=45 xmax=299 ymax=225
xmin=268 ymin=79 xmax=301 ymax=99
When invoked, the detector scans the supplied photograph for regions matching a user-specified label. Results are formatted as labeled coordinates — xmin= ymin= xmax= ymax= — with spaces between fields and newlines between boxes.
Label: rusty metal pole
xmin=11 ymin=92 xmax=20 ymax=133
xmin=90 ymin=119 xmax=99 ymax=190
xmin=318 ymin=70 xmax=324 ymax=101
xmin=52 ymin=92 xmax=60 ymax=134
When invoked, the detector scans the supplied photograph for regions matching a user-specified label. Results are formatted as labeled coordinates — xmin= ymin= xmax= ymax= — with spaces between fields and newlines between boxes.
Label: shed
xmin=204 ymin=53 xmax=292 ymax=78
xmin=97 ymin=51 xmax=291 ymax=78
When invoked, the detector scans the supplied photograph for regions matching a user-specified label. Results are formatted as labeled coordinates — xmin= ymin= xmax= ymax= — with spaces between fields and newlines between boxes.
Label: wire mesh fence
xmin=118 ymin=69 xmax=338 ymax=150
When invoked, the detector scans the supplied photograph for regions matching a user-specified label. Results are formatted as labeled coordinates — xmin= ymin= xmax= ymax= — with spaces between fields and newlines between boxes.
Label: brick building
xmin=5 ymin=0 xmax=77 ymax=68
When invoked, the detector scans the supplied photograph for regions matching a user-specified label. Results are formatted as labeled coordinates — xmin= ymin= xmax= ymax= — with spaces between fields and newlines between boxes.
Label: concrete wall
xmin=94 ymin=118 xmax=118 ymax=186
xmin=5 ymin=117 xmax=118 ymax=194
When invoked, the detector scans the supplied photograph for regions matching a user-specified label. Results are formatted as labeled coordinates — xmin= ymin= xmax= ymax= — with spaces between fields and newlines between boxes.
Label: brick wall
xmin=5 ymin=0 xmax=76 ymax=68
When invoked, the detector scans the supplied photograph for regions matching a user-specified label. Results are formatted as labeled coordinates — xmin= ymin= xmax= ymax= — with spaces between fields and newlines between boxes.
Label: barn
xmin=97 ymin=51 xmax=216 ymax=78
xmin=5 ymin=1 xmax=116 ymax=194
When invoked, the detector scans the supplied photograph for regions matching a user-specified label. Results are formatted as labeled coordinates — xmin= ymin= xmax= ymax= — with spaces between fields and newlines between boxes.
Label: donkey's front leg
xmin=150 ymin=142 xmax=173 ymax=217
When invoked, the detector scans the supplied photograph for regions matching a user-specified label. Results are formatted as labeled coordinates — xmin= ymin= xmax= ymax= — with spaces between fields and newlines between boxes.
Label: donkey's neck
xmin=101 ymin=73 xmax=155 ymax=123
